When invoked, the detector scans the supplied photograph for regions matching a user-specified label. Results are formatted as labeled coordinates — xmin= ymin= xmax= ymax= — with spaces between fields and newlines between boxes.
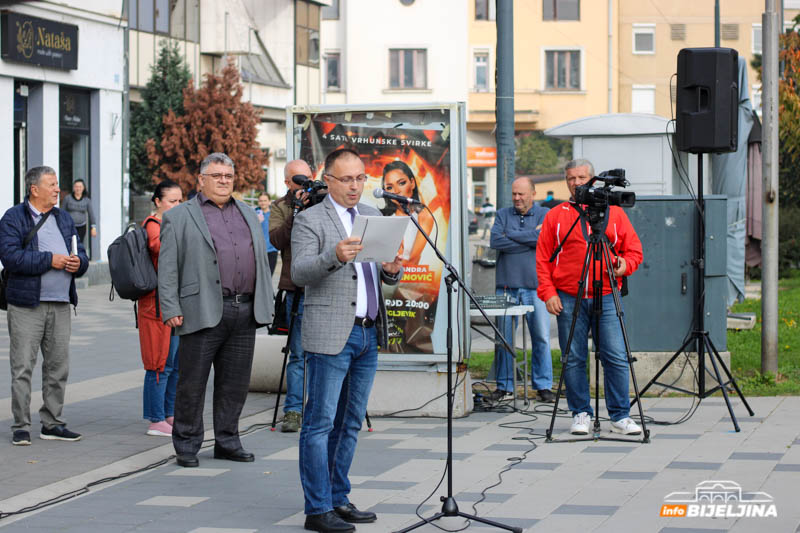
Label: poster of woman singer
xmin=297 ymin=111 xmax=451 ymax=355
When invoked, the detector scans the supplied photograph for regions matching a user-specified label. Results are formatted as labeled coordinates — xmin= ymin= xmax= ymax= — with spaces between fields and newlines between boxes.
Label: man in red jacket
xmin=536 ymin=159 xmax=643 ymax=436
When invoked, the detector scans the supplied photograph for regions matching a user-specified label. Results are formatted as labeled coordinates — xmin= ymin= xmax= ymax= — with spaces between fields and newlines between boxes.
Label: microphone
xmin=373 ymin=188 xmax=422 ymax=205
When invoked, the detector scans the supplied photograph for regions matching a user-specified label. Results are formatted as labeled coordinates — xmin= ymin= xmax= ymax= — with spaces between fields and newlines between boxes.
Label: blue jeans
xmin=493 ymin=288 xmax=552 ymax=391
xmin=299 ymin=325 xmax=378 ymax=515
xmin=143 ymin=336 xmax=180 ymax=422
xmin=284 ymin=291 xmax=305 ymax=414
xmin=556 ymin=291 xmax=630 ymax=422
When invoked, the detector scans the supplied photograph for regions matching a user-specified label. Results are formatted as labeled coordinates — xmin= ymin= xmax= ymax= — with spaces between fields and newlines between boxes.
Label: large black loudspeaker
xmin=675 ymin=47 xmax=738 ymax=154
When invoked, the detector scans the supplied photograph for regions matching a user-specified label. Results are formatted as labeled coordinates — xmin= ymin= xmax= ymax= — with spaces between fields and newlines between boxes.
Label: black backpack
xmin=108 ymin=220 xmax=159 ymax=301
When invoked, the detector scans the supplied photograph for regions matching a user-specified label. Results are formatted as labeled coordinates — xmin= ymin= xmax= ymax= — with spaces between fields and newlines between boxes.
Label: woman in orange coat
xmin=138 ymin=180 xmax=182 ymax=436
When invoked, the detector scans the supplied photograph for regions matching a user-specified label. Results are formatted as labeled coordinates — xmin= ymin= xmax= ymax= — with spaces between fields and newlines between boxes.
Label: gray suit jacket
xmin=158 ymin=196 xmax=274 ymax=336
xmin=291 ymin=196 xmax=402 ymax=355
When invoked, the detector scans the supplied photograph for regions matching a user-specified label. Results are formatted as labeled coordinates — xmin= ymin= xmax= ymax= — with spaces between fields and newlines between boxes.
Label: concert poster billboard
xmin=288 ymin=104 xmax=468 ymax=363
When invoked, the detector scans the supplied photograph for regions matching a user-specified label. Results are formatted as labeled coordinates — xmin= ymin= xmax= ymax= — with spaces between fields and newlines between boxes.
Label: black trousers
xmin=267 ymin=251 xmax=278 ymax=275
xmin=172 ymin=300 xmax=257 ymax=455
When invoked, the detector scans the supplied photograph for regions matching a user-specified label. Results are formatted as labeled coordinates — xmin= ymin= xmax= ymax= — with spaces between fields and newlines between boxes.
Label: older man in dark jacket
xmin=0 ymin=166 xmax=89 ymax=446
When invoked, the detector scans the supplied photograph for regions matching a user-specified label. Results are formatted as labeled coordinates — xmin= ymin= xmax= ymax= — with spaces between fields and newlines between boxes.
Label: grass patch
xmin=727 ymin=270 xmax=800 ymax=395
xmin=468 ymin=270 xmax=800 ymax=396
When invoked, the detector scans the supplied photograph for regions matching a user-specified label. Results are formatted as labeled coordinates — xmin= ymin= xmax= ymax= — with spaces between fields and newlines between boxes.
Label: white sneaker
xmin=570 ymin=412 xmax=591 ymax=435
xmin=610 ymin=417 xmax=642 ymax=435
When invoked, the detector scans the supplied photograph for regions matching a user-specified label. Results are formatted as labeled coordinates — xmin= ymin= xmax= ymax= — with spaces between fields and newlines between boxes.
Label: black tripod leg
xmin=365 ymin=411 xmax=373 ymax=431
xmin=456 ymin=511 xmax=523 ymax=533
xmin=630 ymin=334 xmax=695 ymax=407
xmin=272 ymin=293 xmax=302 ymax=430
xmin=547 ymin=241 xmax=594 ymax=441
xmin=705 ymin=335 xmax=755 ymax=416
xmin=703 ymin=335 xmax=741 ymax=432
xmin=271 ymin=344 xmax=290 ymax=430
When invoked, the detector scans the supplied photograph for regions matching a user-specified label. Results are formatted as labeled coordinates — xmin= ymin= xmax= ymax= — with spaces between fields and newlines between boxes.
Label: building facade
xmin=128 ymin=0 xmax=326 ymax=198
xmin=617 ymin=0 xmax=800 ymax=118
xmin=0 ymin=0 xmax=125 ymax=260
xmin=466 ymin=0 xmax=618 ymax=209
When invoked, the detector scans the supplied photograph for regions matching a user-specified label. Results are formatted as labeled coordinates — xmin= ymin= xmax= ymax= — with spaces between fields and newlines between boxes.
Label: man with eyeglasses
xmin=291 ymin=148 xmax=403 ymax=533
xmin=158 ymin=152 xmax=275 ymax=468
xmin=269 ymin=159 xmax=316 ymax=433
xmin=488 ymin=176 xmax=553 ymax=404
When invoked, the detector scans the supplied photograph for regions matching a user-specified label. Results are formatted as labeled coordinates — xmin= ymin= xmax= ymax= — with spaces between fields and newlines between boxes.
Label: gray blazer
xmin=291 ymin=196 xmax=402 ymax=355
xmin=158 ymin=196 xmax=274 ymax=336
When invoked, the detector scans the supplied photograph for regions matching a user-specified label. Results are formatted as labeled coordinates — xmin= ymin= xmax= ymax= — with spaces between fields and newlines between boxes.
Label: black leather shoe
xmin=213 ymin=446 xmax=255 ymax=462
xmin=537 ymin=389 xmax=556 ymax=403
xmin=304 ymin=511 xmax=355 ymax=532
xmin=176 ymin=454 xmax=198 ymax=467
xmin=334 ymin=502 xmax=377 ymax=523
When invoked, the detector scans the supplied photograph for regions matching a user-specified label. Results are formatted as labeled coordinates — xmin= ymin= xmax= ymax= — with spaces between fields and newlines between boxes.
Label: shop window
xmin=389 ymin=49 xmax=427 ymax=89
xmin=543 ymin=0 xmax=579 ymax=21
xmin=545 ymin=49 xmax=581 ymax=90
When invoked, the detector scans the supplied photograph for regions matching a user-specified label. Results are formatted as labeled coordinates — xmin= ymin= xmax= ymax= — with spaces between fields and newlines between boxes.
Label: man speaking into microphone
xmin=291 ymin=148 xmax=403 ymax=532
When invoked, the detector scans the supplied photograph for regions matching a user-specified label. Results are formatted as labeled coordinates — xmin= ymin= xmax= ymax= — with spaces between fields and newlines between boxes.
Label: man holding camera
xmin=292 ymin=148 xmax=403 ymax=533
xmin=536 ymin=159 xmax=643 ymax=436
xmin=269 ymin=159 xmax=314 ymax=433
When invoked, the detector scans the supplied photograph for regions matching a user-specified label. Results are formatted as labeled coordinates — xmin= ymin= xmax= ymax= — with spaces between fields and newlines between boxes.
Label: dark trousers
xmin=267 ymin=251 xmax=278 ymax=274
xmin=172 ymin=301 xmax=257 ymax=455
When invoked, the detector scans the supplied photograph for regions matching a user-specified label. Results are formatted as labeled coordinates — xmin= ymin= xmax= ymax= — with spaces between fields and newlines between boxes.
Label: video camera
xmin=573 ymin=169 xmax=635 ymax=210
xmin=291 ymin=175 xmax=327 ymax=212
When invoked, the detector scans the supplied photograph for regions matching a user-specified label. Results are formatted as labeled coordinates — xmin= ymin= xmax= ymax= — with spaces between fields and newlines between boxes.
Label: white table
xmin=470 ymin=304 xmax=535 ymax=408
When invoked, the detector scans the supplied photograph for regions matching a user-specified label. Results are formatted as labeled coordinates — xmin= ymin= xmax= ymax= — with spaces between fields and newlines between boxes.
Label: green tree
xmin=753 ymin=15 xmax=800 ymax=208
xmin=516 ymin=132 xmax=559 ymax=175
xmin=129 ymin=41 xmax=191 ymax=192
xmin=146 ymin=58 xmax=268 ymax=196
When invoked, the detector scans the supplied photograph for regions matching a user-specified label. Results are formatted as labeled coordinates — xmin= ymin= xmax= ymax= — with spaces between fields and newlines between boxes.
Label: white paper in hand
xmin=351 ymin=215 xmax=409 ymax=263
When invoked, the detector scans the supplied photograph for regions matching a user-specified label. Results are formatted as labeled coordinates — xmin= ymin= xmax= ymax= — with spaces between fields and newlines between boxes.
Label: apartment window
xmin=474 ymin=51 xmax=489 ymax=92
xmin=326 ymin=52 xmax=341 ymax=91
xmin=296 ymin=0 xmax=320 ymax=68
xmin=322 ymin=0 xmax=339 ymax=20
xmin=475 ymin=0 xmax=496 ymax=21
xmin=631 ymin=85 xmax=656 ymax=114
xmin=129 ymin=0 xmax=198 ymax=41
xmin=389 ymin=49 xmax=427 ymax=89
xmin=753 ymin=24 xmax=762 ymax=54
xmin=633 ymin=24 xmax=655 ymax=54
xmin=545 ymin=49 xmax=581 ymax=90
xmin=543 ymin=0 xmax=579 ymax=21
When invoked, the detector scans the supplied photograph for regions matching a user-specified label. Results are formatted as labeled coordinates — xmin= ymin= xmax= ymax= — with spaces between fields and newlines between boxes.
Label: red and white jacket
xmin=536 ymin=202 xmax=643 ymax=301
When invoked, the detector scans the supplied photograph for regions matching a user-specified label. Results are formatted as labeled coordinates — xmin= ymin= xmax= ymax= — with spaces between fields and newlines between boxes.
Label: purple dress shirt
xmin=197 ymin=193 xmax=256 ymax=296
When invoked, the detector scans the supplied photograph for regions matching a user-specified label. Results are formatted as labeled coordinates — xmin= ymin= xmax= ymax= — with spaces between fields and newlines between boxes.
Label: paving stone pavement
xmin=1 ymin=284 xmax=799 ymax=532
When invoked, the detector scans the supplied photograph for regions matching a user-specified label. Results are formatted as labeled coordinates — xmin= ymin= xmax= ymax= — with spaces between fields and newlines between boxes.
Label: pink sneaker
xmin=165 ymin=416 xmax=174 ymax=426
xmin=147 ymin=421 xmax=172 ymax=437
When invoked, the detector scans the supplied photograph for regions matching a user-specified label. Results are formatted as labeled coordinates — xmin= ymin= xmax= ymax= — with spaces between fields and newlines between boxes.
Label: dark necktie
xmin=348 ymin=207 xmax=378 ymax=320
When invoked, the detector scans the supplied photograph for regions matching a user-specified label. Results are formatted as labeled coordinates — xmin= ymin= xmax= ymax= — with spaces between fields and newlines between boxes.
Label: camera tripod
xmin=630 ymin=155 xmax=753 ymax=431
xmin=394 ymin=203 xmax=521 ymax=533
xmin=545 ymin=204 xmax=650 ymax=444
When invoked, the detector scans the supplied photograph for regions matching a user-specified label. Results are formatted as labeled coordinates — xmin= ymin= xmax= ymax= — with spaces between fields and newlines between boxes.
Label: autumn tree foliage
xmin=146 ymin=58 xmax=268 ymax=196
xmin=776 ymin=27 xmax=800 ymax=208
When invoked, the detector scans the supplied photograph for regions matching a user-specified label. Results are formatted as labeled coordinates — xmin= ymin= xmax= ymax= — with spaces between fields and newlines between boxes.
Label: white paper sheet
xmin=351 ymin=215 xmax=409 ymax=263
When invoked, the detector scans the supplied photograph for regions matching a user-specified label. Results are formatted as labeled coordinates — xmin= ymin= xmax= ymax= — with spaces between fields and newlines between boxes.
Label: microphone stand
xmin=393 ymin=203 xmax=522 ymax=533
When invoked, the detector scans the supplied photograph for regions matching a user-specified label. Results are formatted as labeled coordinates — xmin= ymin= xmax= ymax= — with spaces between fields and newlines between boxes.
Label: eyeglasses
xmin=202 ymin=173 xmax=235 ymax=182
xmin=324 ymin=173 xmax=368 ymax=185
